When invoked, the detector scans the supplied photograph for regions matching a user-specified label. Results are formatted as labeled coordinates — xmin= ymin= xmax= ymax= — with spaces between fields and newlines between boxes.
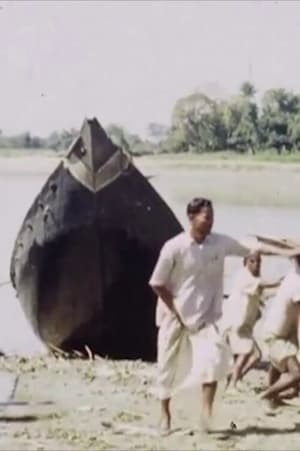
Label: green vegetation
xmin=139 ymin=150 xmax=300 ymax=165
xmin=159 ymin=82 xmax=300 ymax=156
xmin=3 ymin=82 xmax=300 ymax=158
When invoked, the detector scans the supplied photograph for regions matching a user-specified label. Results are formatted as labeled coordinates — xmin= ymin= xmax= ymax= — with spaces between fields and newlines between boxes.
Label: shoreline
xmin=1 ymin=354 xmax=300 ymax=450
xmin=2 ymin=153 xmax=300 ymax=175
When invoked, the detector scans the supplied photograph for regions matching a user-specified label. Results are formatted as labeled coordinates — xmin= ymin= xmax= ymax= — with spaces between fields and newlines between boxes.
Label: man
xmin=260 ymin=254 xmax=300 ymax=407
xmin=149 ymin=197 xmax=286 ymax=433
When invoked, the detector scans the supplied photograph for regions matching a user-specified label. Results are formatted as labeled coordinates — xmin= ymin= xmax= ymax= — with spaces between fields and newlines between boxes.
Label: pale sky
xmin=0 ymin=0 xmax=300 ymax=137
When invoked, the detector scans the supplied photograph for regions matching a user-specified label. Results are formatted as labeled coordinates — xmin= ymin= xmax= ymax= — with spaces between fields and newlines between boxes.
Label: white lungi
xmin=154 ymin=315 xmax=232 ymax=400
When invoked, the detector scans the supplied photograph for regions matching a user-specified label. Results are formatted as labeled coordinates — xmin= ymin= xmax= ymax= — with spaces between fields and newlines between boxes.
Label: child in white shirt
xmin=223 ymin=251 xmax=281 ymax=390
xmin=260 ymin=254 xmax=300 ymax=405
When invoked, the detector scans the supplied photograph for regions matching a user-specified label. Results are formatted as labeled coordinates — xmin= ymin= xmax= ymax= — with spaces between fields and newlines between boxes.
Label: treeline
xmin=160 ymin=82 xmax=300 ymax=155
xmin=2 ymin=82 xmax=300 ymax=155
xmin=0 ymin=129 xmax=79 ymax=152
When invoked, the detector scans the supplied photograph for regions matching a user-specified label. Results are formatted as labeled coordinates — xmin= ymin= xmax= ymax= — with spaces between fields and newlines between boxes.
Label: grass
xmin=143 ymin=149 xmax=300 ymax=162
xmin=2 ymin=148 xmax=300 ymax=164
xmin=137 ymin=150 xmax=300 ymax=171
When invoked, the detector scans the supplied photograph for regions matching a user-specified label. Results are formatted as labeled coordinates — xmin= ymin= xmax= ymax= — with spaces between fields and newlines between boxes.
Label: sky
xmin=0 ymin=0 xmax=300 ymax=138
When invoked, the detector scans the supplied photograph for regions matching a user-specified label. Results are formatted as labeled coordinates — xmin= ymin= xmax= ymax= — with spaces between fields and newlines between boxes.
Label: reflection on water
xmin=0 ymin=170 xmax=299 ymax=355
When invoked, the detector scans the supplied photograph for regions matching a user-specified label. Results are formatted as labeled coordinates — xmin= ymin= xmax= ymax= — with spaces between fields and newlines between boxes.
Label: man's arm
xmin=151 ymin=285 xmax=184 ymax=326
xmin=151 ymin=285 xmax=174 ymax=312
xmin=222 ymin=235 xmax=257 ymax=257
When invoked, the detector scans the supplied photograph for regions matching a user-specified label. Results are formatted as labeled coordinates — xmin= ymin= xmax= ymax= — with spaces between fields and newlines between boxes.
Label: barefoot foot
xmin=157 ymin=412 xmax=171 ymax=435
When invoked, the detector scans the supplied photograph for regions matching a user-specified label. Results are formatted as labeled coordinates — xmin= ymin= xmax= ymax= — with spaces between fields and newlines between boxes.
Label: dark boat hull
xmin=10 ymin=120 xmax=182 ymax=361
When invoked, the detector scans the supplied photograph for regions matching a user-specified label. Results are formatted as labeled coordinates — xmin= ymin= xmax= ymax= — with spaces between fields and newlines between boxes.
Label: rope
xmin=9 ymin=374 xmax=19 ymax=401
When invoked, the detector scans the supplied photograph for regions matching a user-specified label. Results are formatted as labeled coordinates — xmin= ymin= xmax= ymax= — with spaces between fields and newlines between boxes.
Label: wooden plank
xmin=281 ymin=238 xmax=300 ymax=248
xmin=252 ymin=234 xmax=300 ymax=256
xmin=253 ymin=234 xmax=295 ymax=249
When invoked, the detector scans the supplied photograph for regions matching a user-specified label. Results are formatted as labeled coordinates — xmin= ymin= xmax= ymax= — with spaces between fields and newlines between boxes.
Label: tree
xmin=221 ymin=90 xmax=259 ymax=153
xmin=106 ymin=124 xmax=131 ymax=153
xmin=221 ymin=98 xmax=243 ymax=149
xmin=30 ymin=136 xmax=44 ymax=149
xmin=260 ymin=89 xmax=300 ymax=153
xmin=169 ymin=92 xmax=227 ymax=153
xmin=288 ymin=113 xmax=300 ymax=150
xmin=46 ymin=131 xmax=62 ymax=150
xmin=8 ymin=132 xmax=32 ymax=149
xmin=231 ymin=101 xmax=258 ymax=153
xmin=106 ymin=124 xmax=154 ymax=155
xmin=160 ymin=127 xmax=188 ymax=154
xmin=147 ymin=122 xmax=168 ymax=143
xmin=240 ymin=81 xmax=256 ymax=99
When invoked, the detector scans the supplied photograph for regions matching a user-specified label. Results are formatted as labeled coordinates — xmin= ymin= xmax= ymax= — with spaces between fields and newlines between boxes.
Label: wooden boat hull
xmin=10 ymin=118 xmax=182 ymax=361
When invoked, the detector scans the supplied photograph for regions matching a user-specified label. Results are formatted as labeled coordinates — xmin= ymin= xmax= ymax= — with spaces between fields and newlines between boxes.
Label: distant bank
xmin=0 ymin=152 xmax=299 ymax=208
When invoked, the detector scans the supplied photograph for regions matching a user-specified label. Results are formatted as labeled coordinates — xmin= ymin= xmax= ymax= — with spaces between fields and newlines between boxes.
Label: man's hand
xmin=150 ymin=284 xmax=185 ymax=327
xmin=150 ymin=284 xmax=186 ymax=328
xmin=173 ymin=309 xmax=185 ymax=328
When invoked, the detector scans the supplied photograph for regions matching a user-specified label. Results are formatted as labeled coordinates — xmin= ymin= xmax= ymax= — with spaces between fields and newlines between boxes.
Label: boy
xmin=260 ymin=254 xmax=300 ymax=406
xmin=223 ymin=251 xmax=281 ymax=391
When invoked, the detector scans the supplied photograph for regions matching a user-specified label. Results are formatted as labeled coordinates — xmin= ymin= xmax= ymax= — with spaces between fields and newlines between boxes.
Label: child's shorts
xmin=263 ymin=335 xmax=299 ymax=373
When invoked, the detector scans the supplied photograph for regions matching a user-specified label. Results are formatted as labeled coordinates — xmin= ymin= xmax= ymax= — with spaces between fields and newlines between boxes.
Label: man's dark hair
xmin=186 ymin=197 xmax=213 ymax=216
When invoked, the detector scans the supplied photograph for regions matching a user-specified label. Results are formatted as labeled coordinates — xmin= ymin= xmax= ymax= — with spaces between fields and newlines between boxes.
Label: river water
xmin=0 ymin=168 xmax=299 ymax=355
